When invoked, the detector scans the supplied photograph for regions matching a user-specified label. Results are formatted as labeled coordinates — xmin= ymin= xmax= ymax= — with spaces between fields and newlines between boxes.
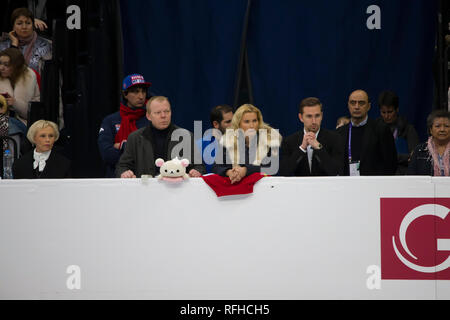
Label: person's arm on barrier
xmin=115 ymin=133 xmax=137 ymax=178
xmin=187 ymin=131 xmax=206 ymax=177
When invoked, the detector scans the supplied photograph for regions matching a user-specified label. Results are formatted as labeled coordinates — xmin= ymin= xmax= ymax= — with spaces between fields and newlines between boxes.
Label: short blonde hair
xmin=146 ymin=96 xmax=170 ymax=113
xmin=27 ymin=120 xmax=59 ymax=144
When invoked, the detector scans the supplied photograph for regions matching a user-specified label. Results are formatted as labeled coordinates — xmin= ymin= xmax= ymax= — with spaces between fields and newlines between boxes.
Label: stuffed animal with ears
xmin=155 ymin=157 xmax=190 ymax=182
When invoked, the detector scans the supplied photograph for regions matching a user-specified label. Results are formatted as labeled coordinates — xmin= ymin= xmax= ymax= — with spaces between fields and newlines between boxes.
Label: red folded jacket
xmin=201 ymin=172 xmax=266 ymax=197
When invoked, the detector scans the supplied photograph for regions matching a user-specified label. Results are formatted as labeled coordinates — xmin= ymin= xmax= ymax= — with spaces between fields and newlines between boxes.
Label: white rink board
xmin=0 ymin=176 xmax=448 ymax=300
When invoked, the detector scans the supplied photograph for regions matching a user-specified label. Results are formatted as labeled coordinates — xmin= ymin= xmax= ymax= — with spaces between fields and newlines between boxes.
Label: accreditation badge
xmin=349 ymin=161 xmax=360 ymax=176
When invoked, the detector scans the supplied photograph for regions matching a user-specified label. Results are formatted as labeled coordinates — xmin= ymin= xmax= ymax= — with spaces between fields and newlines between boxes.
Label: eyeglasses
xmin=348 ymin=100 xmax=368 ymax=107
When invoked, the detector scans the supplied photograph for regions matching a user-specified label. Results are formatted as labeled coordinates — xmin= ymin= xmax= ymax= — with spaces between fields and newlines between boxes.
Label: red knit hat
xmin=201 ymin=173 xmax=266 ymax=197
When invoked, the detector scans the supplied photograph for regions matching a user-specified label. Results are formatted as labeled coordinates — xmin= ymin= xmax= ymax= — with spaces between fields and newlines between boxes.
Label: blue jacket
xmin=8 ymin=117 xmax=27 ymax=136
xmin=195 ymin=133 xmax=218 ymax=174
xmin=98 ymin=109 xmax=149 ymax=177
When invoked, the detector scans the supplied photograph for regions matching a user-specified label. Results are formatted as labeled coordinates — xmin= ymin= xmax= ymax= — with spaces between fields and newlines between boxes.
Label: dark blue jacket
xmin=98 ymin=109 xmax=149 ymax=177
xmin=195 ymin=134 xmax=218 ymax=174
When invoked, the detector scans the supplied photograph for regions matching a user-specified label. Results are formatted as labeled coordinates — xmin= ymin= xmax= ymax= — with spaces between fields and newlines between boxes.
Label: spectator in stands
xmin=0 ymin=48 xmax=40 ymax=125
xmin=0 ymin=94 xmax=8 ymax=152
xmin=377 ymin=90 xmax=420 ymax=174
xmin=0 ymin=91 xmax=27 ymax=136
xmin=0 ymin=93 xmax=27 ymax=155
xmin=0 ymin=7 xmax=52 ymax=74
xmin=196 ymin=104 xmax=233 ymax=173
xmin=98 ymin=74 xmax=151 ymax=178
xmin=13 ymin=119 xmax=70 ymax=178
xmin=336 ymin=89 xmax=397 ymax=176
xmin=336 ymin=116 xmax=350 ymax=129
xmin=280 ymin=97 xmax=343 ymax=176
xmin=407 ymin=110 xmax=450 ymax=176
xmin=213 ymin=104 xmax=282 ymax=183
xmin=1 ymin=1 xmax=66 ymax=35
xmin=116 ymin=96 xmax=205 ymax=178
xmin=2 ymin=1 xmax=66 ymax=37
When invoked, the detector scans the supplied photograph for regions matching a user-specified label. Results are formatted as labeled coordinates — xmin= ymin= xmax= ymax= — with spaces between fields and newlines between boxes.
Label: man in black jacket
xmin=280 ymin=97 xmax=343 ymax=176
xmin=116 ymin=96 xmax=205 ymax=178
xmin=377 ymin=90 xmax=419 ymax=174
xmin=336 ymin=90 xmax=397 ymax=176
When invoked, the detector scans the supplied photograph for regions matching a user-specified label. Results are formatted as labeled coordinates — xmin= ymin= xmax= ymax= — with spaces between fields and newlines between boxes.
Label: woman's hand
xmin=226 ymin=169 xmax=237 ymax=183
xmin=5 ymin=95 xmax=15 ymax=107
xmin=34 ymin=19 xmax=48 ymax=31
xmin=8 ymin=31 xmax=19 ymax=47
xmin=227 ymin=166 xmax=247 ymax=184
xmin=234 ymin=166 xmax=247 ymax=182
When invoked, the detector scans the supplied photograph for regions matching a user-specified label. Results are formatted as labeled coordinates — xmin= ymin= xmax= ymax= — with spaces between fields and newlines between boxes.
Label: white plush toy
xmin=155 ymin=157 xmax=190 ymax=182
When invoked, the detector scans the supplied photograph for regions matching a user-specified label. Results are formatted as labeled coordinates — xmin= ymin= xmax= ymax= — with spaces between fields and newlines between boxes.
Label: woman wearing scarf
xmin=407 ymin=110 xmax=450 ymax=176
xmin=13 ymin=119 xmax=70 ymax=179
xmin=0 ymin=47 xmax=40 ymax=125
xmin=0 ymin=7 xmax=52 ymax=75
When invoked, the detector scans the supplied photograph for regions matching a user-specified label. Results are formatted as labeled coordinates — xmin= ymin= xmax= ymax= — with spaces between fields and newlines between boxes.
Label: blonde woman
xmin=13 ymin=120 xmax=70 ymax=179
xmin=212 ymin=104 xmax=282 ymax=183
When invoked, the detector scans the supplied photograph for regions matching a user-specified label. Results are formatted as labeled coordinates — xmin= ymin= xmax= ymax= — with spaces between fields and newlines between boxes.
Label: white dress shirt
xmin=33 ymin=149 xmax=51 ymax=172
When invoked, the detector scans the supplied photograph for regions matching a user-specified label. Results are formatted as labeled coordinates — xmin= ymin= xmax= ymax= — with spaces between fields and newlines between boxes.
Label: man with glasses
xmin=336 ymin=89 xmax=397 ymax=176
xmin=116 ymin=96 xmax=205 ymax=178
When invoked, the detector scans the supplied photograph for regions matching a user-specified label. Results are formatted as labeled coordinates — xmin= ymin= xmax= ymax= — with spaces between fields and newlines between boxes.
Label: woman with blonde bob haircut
xmin=13 ymin=120 xmax=70 ymax=179
xmin=213 ymin=104 xmax=282 ymax=183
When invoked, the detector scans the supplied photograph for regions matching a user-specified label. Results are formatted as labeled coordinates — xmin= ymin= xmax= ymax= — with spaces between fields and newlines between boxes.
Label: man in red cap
xmin=98 ymin=74 xmax=151 ymax=177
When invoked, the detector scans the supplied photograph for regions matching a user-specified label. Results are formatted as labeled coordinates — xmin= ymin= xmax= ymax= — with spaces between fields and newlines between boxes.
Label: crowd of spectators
xmin=1 ymin=7 xmax=449 ymax=180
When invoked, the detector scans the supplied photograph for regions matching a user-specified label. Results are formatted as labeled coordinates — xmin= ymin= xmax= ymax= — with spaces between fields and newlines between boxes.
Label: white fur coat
xmin=220 ymin=128 xmax=282 ymax=166
xmin=0 ymin=67 xmax=40 ymax=124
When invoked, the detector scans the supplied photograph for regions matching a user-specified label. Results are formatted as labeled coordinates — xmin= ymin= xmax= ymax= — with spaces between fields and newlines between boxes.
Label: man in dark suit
xmin=336 ymin=89 xmax=397 ymax=176
xmin=280 ymin=97 xmax=343 ymax=176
